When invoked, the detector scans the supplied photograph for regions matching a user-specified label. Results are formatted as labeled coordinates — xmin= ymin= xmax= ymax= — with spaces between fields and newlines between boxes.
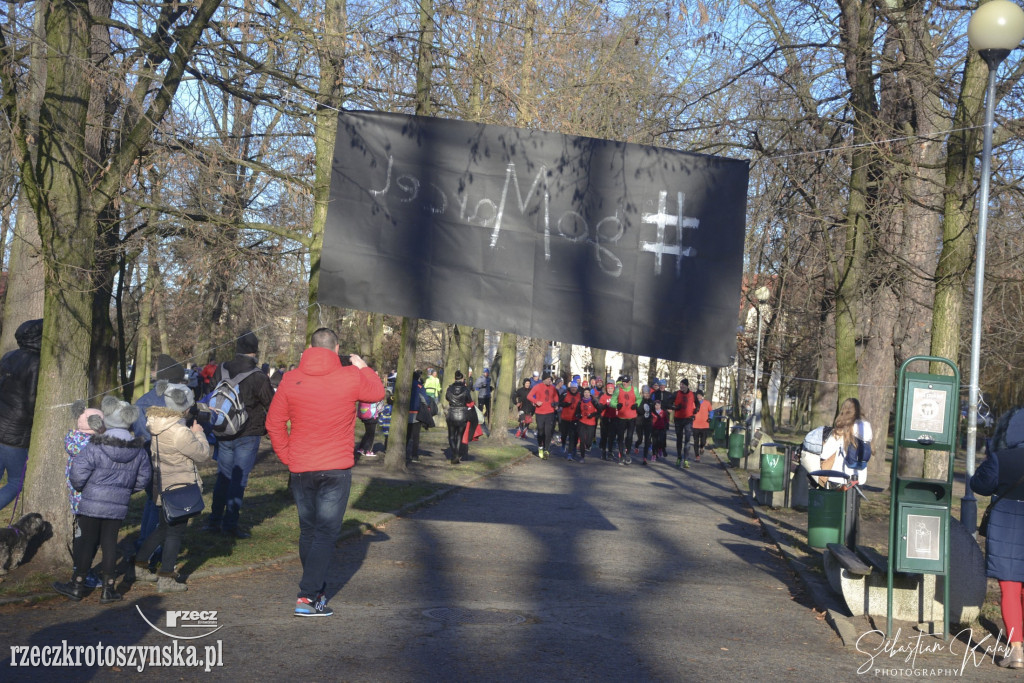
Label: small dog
xmin=0 ymin=513 xmax=47 ymax=576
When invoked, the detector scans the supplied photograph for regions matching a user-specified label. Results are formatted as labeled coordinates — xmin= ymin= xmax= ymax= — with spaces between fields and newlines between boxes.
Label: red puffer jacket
xmin=266 ymin=347 xmax=385 ymax=472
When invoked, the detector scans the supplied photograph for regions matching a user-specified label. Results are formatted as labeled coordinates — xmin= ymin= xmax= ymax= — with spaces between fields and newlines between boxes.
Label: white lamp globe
xmin=968 ymin=0 xmax=1024 ymax=52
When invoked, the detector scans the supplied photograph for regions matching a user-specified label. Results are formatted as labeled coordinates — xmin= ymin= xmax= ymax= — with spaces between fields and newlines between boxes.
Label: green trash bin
xmin=759 ymin=444 xmax=785 ymax=492
xmin=807 ymin=488 xmax=846 ymax=548
xmin=728 ymin=427 xmax=744 ymax=467
xmin=713 ymin=416 xmax=728 ymax=445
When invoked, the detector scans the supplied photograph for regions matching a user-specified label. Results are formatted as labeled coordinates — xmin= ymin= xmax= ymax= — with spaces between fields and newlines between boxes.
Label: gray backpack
xmin=801 ymin=425 xmax=832 ymax=455
xmin=207 ymin=365 xmax=259 ymax=437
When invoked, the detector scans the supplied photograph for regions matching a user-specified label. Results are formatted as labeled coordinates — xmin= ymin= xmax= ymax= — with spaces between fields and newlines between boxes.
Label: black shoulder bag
xmin=154 ymin=434 xmax=205 ymax=524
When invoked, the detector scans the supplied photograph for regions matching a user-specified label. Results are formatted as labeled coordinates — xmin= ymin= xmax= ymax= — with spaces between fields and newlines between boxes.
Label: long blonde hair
xmin=833 ymin=397 xmax=863 ymax=452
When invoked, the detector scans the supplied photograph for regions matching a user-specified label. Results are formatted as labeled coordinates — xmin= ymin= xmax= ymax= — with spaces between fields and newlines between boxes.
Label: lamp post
xmin=963 ymin=0 xmax=1024 ymax=534
xmin=751 ymin=286 xmax=771 ymax=430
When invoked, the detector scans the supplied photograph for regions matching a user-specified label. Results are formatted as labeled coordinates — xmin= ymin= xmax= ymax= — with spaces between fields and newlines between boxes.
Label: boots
xmin=100 ymin=578 xmax=122 ymax=604
xmin=157 ymin=572 xmax=187 ymax=593
xmin=53 ymin=575 xmax=87 ymax=601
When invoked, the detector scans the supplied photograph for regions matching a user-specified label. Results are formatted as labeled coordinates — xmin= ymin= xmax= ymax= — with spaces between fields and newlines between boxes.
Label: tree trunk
xmin=442 ymin=324 xmax=459 ymax=384
xmin=471 ymin=328 xmax=485 ymax=379
xmin=132 ymin=278 xmax=154 ymax=402
xmin=834 ymin=0 xmax=877 ymax=408
xmin=304 ymin=0 xmax=346 ymax=343
xmin=812 ymin=307 xmax=839 ymax=427
xmin=385 ymin=316 xmax=416 ymax=472
xmin=491 ymin=331 xmax=518 ymax=441
xmin=0 ymin=0 xmax=47 ymax=356
xmin=10 ymin=0 xmax=224 ymax=568
xmin=524 ymin=337 xmax=545 ymax=380
xmin=591 ymin=347 xmax=607 ymax=383
xmin=559 ymin=341 xmax=572 ymax=380
xmin=930 ymin=52 xmax=989 ymax=368
xmin=0 ymin=201 xmax=45 ymax=356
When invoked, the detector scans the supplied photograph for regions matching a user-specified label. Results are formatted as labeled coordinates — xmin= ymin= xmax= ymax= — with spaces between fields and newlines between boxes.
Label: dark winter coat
xmin=0 ymin=319 xmax=42 ymax=448
xmin=212 ymin=354 xmax=275 ymax=441
xmin=69 ymin=428 xmax=151 ymax=520
xmin=971 ymin=445 xmax=1024 ymax=582
xmin=445 ymin=381 xmax=472 ymax=423
xmin=514 ymin=387 xmax=534 ymax=415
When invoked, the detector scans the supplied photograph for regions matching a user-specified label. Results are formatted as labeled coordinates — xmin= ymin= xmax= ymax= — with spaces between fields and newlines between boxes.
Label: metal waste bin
xmin=728 ymin=426 xmax=745 ymax=467
xmin=759 ymin=444 xmax=785 ymax=492
xmin=713 ymin=416 xmax=728 ymax=445
xmin=807 ymin=488 xmax=847 ymax=549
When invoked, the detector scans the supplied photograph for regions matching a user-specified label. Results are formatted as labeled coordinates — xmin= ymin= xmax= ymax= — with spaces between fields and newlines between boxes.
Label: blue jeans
xmin=209 ymin=435 xmax=261 ymax=530
xmin=290 ymin=469 xmax=351 ymax=600
xmin=0 ymin=444 xmax=29 ymax=511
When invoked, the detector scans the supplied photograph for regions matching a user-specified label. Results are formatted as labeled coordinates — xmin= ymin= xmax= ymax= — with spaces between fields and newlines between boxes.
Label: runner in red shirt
xmin=598 ymin=382 xmax=617 ymax=460
xmin=574 ymin=391 xmax=600 ymax=462
xmin=692 ymin=389 xmax=712 ymax=462
xmin=612 ymin=376 xmax=638 ymax=465
xmin=672 ymin=378 xmax=697 ymax=468
xmin=559 ymin=382 xmax=583 ymax=460
xmin=527 ymin=372 xmax=559 ymax=459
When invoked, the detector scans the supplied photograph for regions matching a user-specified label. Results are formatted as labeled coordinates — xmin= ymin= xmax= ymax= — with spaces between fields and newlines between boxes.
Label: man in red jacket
xmin=266 ymin=328 xmax=385 ymax=617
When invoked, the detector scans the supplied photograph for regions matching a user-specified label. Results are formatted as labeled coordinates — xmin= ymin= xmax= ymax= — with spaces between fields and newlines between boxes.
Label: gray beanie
xmin=100 ymin=396 xmax=140 ymax=431
xmin=162 ymin=383 xmax=195 ymax=413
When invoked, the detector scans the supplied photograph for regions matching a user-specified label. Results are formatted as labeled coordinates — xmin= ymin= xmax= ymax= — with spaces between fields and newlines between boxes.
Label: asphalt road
xmin=1 ymin=450 xmax=1008 ymax=681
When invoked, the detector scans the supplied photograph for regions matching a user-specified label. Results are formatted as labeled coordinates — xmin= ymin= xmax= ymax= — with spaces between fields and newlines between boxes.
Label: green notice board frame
xmin=887 ymin=356 xmax=959 ymax=640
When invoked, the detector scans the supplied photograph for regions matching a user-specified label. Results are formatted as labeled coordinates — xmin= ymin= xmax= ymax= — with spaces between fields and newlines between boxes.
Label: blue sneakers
xmin=295 ymin=594 xmax=333 ymax=617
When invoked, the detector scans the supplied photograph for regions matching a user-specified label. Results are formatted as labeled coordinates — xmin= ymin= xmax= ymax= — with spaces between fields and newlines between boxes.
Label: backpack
xmin=843 ymin=423 xmax=872 ymax=470
xmin=206 ymin=365 xmax=259 ymax=436
xmin=801 ymin=425 xmax=832 ymax=455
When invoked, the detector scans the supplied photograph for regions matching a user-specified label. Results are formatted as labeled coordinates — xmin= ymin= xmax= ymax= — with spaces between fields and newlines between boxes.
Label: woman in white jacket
xmin=806 ymin=398 xmax=872 ymax=488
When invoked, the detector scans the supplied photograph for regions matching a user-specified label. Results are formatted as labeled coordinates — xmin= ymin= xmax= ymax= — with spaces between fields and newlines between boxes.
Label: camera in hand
xmin=339 ymin=354 xmax=352 ymax=366
xmin=191 ymin=402 xmax=213 ymax=426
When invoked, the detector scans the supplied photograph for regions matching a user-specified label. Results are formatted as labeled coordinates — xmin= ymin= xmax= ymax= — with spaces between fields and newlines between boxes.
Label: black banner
xmin=321 ymin=111 xmax=749 ymax=367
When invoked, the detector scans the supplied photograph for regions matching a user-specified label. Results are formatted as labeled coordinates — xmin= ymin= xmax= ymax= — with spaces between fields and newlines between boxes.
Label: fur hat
xmin=100 ymin=396 xmax=139 ymax=431
xmin=162 ymin=383 xmax=195 ymax=413
xmin=236 ymin=330 xmax=259 ymax=355
xmin=156 ymin=354 xmax=180 ymax=382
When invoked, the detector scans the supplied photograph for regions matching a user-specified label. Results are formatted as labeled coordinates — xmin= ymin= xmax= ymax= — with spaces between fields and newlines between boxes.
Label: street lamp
xmin=751 ymin=285 xmax=771 ymax=430
xmin=963 ymin=0 xmax=1024 ymax=534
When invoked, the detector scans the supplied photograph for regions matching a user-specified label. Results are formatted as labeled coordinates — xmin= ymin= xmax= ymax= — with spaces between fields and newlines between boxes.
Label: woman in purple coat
xmin=54 ymin=398 xmax=150 ymax=603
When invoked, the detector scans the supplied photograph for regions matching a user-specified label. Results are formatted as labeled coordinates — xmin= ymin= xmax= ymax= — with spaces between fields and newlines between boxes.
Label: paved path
xmin=0 ymin=450 xmax=1008 ymax=680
